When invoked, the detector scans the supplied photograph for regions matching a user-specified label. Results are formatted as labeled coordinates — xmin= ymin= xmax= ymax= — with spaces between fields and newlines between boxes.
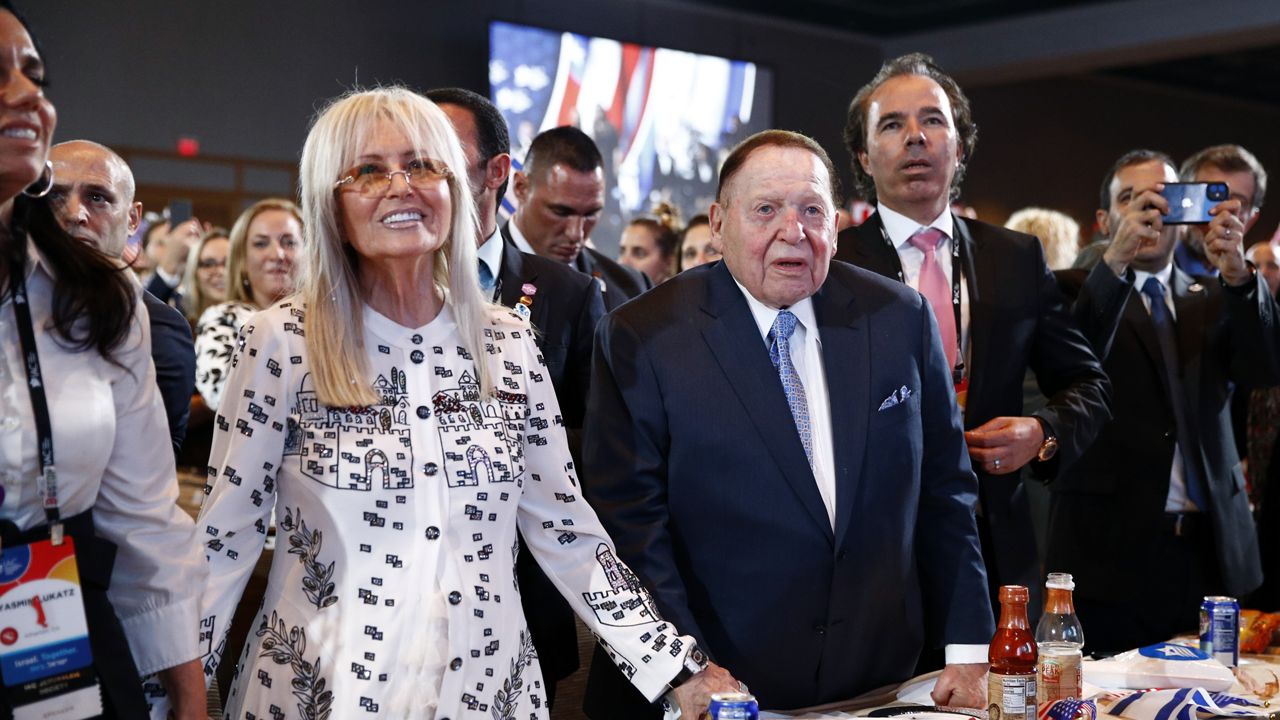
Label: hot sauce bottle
xmin=988 ymin=585 xmax=1038 ymax=720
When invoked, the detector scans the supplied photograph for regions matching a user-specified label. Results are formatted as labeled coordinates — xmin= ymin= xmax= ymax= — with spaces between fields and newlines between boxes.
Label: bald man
xmin=49 ymin=140 xmax=196 ymax=455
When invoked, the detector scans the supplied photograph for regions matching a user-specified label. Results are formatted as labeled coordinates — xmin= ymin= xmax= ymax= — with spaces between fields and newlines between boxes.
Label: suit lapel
xmin=497 ymin=237 xmax=525 ymax=308
xmin=1124 ymin=283 xmax=1166 ymax=376
xmin=1171 ymin=268 xmax=1208 ymax=413
xmin=819 ymin=278 xmax=869 ymax=550
xmin=699 ymin=264 xmax=834 ymax=542
xmin=848 ymin=215 xmax=904 ymax=280
xmin=951 ymin=217 xmax=987 ymax=425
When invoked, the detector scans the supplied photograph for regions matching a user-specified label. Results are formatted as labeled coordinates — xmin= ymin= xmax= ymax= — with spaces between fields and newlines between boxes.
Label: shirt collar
xmin=477 ymin=227 xmax=504 ymax=279
xmin=506 ymin=219 xmax=536 ymax=256
xmin=731 ymin=277 xmax=819 ymax=345
xmin=1134 ymin=262 xmax=1175 ymax=294
xmin=877 ymin=202 xmax=954 ymax=251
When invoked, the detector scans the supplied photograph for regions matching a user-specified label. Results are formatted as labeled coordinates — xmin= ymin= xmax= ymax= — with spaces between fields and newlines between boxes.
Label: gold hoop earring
xmin=22 ymin=161 xmax=53 ymax=198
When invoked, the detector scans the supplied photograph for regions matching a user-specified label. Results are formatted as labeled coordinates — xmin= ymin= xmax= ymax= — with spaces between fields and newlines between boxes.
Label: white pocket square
xmin=878 ymin=385 xmax=913 ymax=411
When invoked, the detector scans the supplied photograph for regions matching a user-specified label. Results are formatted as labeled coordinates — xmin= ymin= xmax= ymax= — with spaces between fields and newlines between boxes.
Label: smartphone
xmin=1160 ymin=182 xmax=1228 ymax=224
xmin=166 ymin=198 xmax=193 ymax=229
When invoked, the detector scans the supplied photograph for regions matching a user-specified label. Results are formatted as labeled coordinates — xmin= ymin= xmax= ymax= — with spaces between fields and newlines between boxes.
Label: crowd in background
xmin=3 ymin=1 xmax=1280 ymax=718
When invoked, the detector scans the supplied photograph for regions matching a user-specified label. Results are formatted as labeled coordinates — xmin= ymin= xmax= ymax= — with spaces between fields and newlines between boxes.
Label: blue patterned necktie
xmin=768 ymin=310 xmax=813 ymax=466
xmin=1140 ymin=277 xmax=1210 ymax=512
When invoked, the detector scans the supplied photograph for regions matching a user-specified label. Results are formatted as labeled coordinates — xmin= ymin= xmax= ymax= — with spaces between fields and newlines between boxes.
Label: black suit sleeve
xmin=144 ymin=294 xmax=196 ymax=456
xmin=1063 ymin=262 xmax=1134 ymax=360
xmin=1224 ymin=273 xmax=1280 ymax=387
xmin=1025 ymin=242 xmax=1113 ymax=479
xmin=562 ymin=278 xmax=607 ymax=463
xmin=584 ymin=312 xmax=707 ymax=647
xmin=916 ymin=299 xmax=996 ymax=646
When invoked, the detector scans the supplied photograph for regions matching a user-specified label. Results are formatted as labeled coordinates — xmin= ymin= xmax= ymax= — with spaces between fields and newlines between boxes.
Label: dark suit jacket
xmin=836 ymin=214 xmax=1111 ymax=609
xmin=144 ymin=272 xmax=185 ymax=318
xmin=491 ymin=233 xmax=606 ymax=686
xmin=583 ymin=260 xmax=993 ymax=715
xmin=1050 ymin=263 xmax=1280 ymax=600
xmin=575 ymin=245 xmax=651 ymax=311
xmin=143 ymin=291 xmax=196 ymax=456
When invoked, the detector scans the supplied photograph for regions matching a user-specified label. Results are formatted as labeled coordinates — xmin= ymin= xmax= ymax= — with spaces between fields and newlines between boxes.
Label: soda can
xmin=708 ymin=692 xmax=759 ymax=720
xmin=1199 ymin=596 xmax=1240 ymax=668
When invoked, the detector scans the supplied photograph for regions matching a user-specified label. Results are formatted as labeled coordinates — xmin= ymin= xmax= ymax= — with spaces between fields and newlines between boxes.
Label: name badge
xmin=0 ymin=538 xmax=102 ymax=719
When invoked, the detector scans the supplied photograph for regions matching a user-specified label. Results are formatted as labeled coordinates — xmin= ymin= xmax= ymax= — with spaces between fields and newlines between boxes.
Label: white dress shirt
xmin=506 ymin=219 xmax=537 ymax=256
xmin=1132 ymin=263 xmax=1198 ymax=513
xmin=877 ymin=203 xmax=972 ymax=367
xmin=733 ymin=281 xmax=837 ymax=527
xmin=477 ymin=226 xmax=504 ymax=289
xmin=0 ymin=241 xmax=205 ymax=676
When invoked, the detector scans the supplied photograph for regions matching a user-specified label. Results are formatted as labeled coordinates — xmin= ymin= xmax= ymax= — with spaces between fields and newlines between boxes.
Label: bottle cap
xmin=999 ymin=585 xmax=1029 ymax=602
xmin=1046 ymin=572 xmax=1075 ymax=591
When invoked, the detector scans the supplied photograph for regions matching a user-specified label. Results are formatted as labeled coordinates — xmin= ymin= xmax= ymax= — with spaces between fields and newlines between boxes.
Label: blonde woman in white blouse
xmin=168 ymin=87 xmax=738 ymax=720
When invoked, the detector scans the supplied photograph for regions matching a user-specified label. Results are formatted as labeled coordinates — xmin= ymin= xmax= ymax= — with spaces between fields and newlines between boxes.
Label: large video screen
xmin=489 ymin=20 xmax=774 ymax=252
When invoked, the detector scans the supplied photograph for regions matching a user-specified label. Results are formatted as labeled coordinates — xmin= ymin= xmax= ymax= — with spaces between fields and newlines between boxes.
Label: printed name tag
xmin=0 ymin=538 xmax=102 ymax=719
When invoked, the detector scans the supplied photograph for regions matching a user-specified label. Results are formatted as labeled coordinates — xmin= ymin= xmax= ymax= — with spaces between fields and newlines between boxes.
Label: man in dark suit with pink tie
xmin=583 ymin=130 xmax=993 ymax=717
xmin=835 ymin=53 xmax=1111 ymax=623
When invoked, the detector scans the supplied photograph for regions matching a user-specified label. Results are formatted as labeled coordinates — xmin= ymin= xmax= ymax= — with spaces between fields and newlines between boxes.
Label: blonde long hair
xmin=181 ymin=226 xmax=228 ymax=323
xmin=298 ymin=86 xmax=496 ymax=407
xmin=226 ymin=198 xmax=304 ymax=305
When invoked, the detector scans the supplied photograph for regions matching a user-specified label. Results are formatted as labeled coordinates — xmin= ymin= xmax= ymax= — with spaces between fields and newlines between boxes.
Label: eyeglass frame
xmin=332 ymin=157 xmax=454 ymax=197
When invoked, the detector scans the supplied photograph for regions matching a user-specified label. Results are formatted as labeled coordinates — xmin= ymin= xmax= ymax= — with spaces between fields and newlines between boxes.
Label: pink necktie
xmin=908 ymin=227 xmax=958 ymax=372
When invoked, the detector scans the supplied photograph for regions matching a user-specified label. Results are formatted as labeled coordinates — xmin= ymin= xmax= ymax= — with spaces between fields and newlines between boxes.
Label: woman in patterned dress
xmin=172 ymin=87 xmax=737 ymax=720
xmin=193 ymin=199 xmax=302 ymax=411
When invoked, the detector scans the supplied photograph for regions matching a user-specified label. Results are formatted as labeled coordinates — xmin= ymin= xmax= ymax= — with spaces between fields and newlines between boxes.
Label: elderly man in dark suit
xmin=835 ymin=53 xmax=1111 ymax=622
xmin=506 ymin=126 xmax=650 ymax=311
xmin=584 ymin=130 xmax=993 ymax=717
xmin=427 ymin=87 xmax=607 ymax=710
xmin=48 ymin=140 xmax=195 ymax=456
xmin=1050 ymin=149 xmax=1280 ymax=652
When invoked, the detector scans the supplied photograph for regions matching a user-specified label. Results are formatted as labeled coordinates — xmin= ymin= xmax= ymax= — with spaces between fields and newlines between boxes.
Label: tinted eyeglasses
xmin=334 ymin=157 xmax=452 ymax=197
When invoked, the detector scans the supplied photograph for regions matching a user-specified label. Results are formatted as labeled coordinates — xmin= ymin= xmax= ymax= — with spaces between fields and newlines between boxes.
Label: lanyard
xmin=878 ymin=223 xmax=966 ymax=384
xmin=6 ymin=251 xmax=64 ymax=545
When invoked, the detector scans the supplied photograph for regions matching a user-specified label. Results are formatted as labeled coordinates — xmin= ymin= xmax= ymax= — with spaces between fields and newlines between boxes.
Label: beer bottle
xmin=1035 ymin=573 xmax=1084 ymax=706
xmin=989 ymin=585 xmax=1037 ymax=720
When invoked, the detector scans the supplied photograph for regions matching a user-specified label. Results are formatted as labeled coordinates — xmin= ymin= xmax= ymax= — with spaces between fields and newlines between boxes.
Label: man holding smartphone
xmin=1048 ymin=148 xmax=1280 ymax=652
xmin=1175 ymin=145 xmax=1267 ymax=277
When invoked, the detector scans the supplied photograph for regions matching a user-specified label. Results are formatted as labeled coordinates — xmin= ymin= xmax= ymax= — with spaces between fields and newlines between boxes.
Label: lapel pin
xmin=1189 ymin=282 xmax=1204 ymax=293
xmin=514 ymin=304 xmax=531 ymax=320
xmin=521 ymin=283 xmax=537 ymax=296
xmin=518 ymin=295 xmax=533 ymax=307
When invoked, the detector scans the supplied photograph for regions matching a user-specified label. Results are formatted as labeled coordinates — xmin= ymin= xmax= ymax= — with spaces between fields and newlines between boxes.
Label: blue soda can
xmin=708 ymin=692 xmax=759 ymax=720
xmin=1200 ymin=596 xmax=1240 ymax=668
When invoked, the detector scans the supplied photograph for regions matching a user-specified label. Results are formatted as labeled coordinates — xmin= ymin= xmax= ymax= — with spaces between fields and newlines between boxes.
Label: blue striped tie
xmin=768 ymin=310 xmax=813 ymax=466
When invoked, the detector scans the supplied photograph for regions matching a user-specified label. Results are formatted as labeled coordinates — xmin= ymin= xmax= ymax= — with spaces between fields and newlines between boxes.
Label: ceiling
xmin=676 ymin=0 xmax=1121 ymax=36
xmin=675 ymin=0 xmax=1280 ymax=111
xmin=1105 ymin=45 xmax=1280 ymax=109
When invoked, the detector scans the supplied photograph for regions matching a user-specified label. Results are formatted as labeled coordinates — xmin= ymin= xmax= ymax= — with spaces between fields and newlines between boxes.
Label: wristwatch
xmin=670 ymin=646 xmax=709 ymax=689
xmin=1035 ymin=418 xmax=1059 ymax=462
xmin=661 ymin=646 xmax=710 ymax=717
